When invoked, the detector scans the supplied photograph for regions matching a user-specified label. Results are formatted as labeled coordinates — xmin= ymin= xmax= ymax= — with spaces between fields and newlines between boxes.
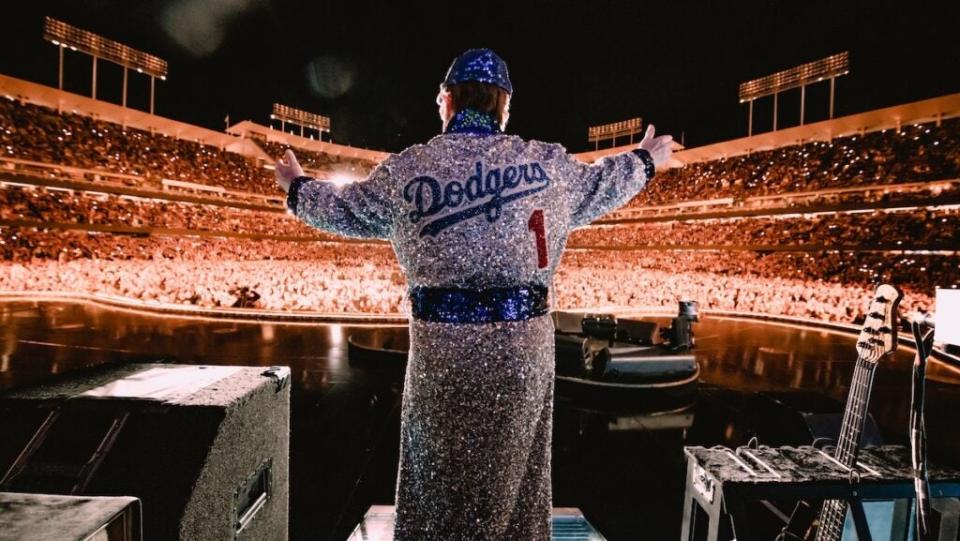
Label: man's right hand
xmin=275 ymin=149 xmax=305 ymax=194
xmin=638 ymin=124 xmax=673 ymax=168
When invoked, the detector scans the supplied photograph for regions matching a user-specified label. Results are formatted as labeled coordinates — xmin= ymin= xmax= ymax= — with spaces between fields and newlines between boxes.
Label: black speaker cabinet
xmin=0 ymin=364 xmax=290 ymax=541
xmin=0 ymin=492 xmax=142 ymax=541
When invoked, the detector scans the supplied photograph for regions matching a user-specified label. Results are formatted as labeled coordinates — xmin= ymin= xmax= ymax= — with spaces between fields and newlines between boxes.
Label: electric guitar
xmin=780 ymin=283 xmax=903 ymax=540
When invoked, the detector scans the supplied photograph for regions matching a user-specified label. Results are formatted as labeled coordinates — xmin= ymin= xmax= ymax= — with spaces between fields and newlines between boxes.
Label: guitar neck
xmin=809 ymin=283 xmax=900 ymax=541
xmin=815 ymin=356 xmax=878 ymax=541
xmin=833 ymin=356 xmax=877 ymax=466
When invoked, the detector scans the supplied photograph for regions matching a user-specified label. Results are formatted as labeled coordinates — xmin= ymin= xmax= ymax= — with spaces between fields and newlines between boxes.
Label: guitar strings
xmin=818 ymin=307 xmax=888 ymax=540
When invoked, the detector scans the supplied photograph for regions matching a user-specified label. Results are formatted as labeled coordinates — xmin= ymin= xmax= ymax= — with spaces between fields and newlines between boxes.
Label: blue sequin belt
xmin=409 ymin=283 xmax=549 ymax=324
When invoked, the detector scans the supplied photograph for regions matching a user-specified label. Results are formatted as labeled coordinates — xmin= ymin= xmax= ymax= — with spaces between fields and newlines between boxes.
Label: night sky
xmin=1 ymin=1 xmax=958 ymax=153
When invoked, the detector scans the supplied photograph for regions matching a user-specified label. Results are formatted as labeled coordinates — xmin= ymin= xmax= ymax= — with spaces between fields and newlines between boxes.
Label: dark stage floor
xmin=1 ymin=300 xmax=958 ymax=540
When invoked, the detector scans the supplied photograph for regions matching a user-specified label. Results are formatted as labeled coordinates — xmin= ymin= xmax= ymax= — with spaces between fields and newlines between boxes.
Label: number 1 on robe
xmin=527 ymin=209 xmax=548 ymax=268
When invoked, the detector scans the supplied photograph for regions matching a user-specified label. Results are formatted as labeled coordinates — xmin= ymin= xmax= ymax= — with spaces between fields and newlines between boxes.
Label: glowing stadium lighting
xmin=739 ymin=52 xmax=849 ymax=102
xmin=44 ymin=16 xmax=167 ymax=114
xmin=43 ymin=17 xmax=168 ymax=78
xmin=272 ymin=104 xmax=331 ymax=134
xmin=740 ymin=52 xmax=849 ymax=135
xmin=588 ymin=117 xmax=644 ymax=149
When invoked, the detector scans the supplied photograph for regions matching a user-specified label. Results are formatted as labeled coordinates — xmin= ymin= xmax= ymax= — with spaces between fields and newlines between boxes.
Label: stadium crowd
xmin=0 ymin=96 xmax=956 ymax=323
xmin=0 ymin=226 xmax=383 ymax=262
xmin=554 ymin=253 xmax=932 ymax=323
xmin=4 ymin=98 xmax=959 ymax=211
xmin=0 ymin=184 xmax=336 ymax=239
xmin=256 ymin=140 xmax=375 ymax=177
xmin=573 ymin=208 xmax=960 ymax=248
xmin=605 ymin=180 xmax=960 ymax=221
xmin=4 ymin=185 xmax=957 ymax=250
xmin=0 ymin=227 xmax=947 ymax=321
xmin=630 ymin=118 xmax=960 ymax=207
xmin=2 ymin=97 xmax=304 ymax=195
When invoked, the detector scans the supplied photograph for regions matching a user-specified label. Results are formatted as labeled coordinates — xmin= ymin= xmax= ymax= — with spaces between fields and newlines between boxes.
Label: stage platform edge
xmin=346 ymin=505 xmax=607 ymax=540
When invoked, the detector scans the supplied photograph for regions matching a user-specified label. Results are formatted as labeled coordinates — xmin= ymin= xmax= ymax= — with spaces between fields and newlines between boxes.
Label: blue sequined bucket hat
xmin=441 ymin=48 xmax=513 ymax=94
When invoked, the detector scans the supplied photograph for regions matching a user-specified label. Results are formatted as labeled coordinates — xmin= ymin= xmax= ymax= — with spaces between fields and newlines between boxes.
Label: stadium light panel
xmin=739 ymin=52 xmax=849 ymax=102
xmin=43 ymin=16 xmax=168 ymax=79
xmin=588 ymin=117 xmax=643 ymax=143
xmin=272 ymin=104 xmax=331 ymax=133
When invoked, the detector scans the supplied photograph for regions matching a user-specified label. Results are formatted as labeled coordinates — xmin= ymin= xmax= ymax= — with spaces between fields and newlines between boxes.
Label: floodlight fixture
xmin=272 ymin=103 xmax=331 ymax=139
xmin=43 ymin=17 xmax=167 ymax=78
xmin=587 ymin=117 xmax=643 ymax=149
xmin=43 ymin=16 xmax=167 ymax=114
xmin=739 ymin=51 xmax=848 ymax=103
xmin=739 ymin=52 xmax=849 ymax=135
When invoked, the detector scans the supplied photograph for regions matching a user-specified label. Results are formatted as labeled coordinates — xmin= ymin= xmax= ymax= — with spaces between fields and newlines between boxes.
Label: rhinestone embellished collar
xmin=444 ymin=108 xmax=501 ymax=135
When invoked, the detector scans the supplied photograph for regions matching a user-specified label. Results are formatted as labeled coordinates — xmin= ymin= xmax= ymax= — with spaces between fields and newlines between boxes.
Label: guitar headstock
xmin=856 ymin=284 xmax=903 ymax=363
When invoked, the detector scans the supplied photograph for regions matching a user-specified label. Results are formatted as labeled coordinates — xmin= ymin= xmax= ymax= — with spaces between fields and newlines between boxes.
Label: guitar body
xmin=779 ymin=284 xmax=903 ymax=541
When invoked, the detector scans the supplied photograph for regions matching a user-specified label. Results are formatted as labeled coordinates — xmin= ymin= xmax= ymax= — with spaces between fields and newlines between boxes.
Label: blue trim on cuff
xmin=631 ymin=148 xmax=656 ymax=179
xmin=286 ymin=176 xmax=311 ymax=213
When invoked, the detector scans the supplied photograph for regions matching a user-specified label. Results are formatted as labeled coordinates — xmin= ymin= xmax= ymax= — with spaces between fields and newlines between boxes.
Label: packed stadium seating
xmin=559 ymin=249 xmax=946 ymax=317
xmin=6 ymin=185 xmax=955 ymax=250
xmin=0 ymin=184 xmax=335 ymax=240
xmin=0 ymin=93 xmax=957 ymax=322
xmin=0 ymin=96 xmax=377 ymax=196
xmin=0 ymin=97 xmax=277 ymax=194
xmin=255 ymin=140 xmax=375 ymax=177
xmin=0 ymin=225 xmax=946 ymax=321
xmin=629 ymin=118 xmax=960 ymax=207
xmin=571 ymin=208 xmax=960 ymax=249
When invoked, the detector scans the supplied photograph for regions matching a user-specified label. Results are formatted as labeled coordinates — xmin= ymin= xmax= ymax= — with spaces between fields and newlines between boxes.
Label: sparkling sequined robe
xmin=286 ymin=125 xmax=654 ymax=540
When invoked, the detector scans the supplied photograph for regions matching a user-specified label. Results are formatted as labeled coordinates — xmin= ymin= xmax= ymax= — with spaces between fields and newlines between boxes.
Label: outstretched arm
xmin=565 ymin=124 xmax=672 ymax=228
xmin=276 ymin=149 xmax=398 ymax=239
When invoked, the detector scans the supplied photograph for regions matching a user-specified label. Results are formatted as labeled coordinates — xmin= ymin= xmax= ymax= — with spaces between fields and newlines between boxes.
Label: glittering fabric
xmin=396 ymin=315 xmax=555 ymax=540
xmin=442 ymin=48 xmax=513 ymax=94
xmin=445 ymin=108 xmax=501 ymax=136
xmin=286 ymin=131 xmax=654 ymax=540
xmin=410 ymin=283 xmax=548 ymax=323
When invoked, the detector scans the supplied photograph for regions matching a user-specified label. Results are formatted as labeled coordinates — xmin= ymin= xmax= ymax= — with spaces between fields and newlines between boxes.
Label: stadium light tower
xmin=43 ymin=16 xmax=168 ymax=114
xmin=739 ymin=51 xmax=849 ymax=136
xmin=271 ymin=104 xmax=331 ymax=142
xmin=587 ymin=117 xmax=643 ymax=150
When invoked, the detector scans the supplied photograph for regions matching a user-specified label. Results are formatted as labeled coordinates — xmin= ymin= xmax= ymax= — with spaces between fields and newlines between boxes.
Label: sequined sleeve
xmin=286 ymin=161 xmax=399 ymax=239
xmin=563 ymin=148 xmax=655 ymax=228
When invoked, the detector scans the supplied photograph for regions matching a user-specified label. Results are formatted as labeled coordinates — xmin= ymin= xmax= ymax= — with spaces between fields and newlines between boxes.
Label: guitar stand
xmin=680 ymin=445 xmax=960 ymax=541
xmin=911 ymin=319 xmax=935 ymax=539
